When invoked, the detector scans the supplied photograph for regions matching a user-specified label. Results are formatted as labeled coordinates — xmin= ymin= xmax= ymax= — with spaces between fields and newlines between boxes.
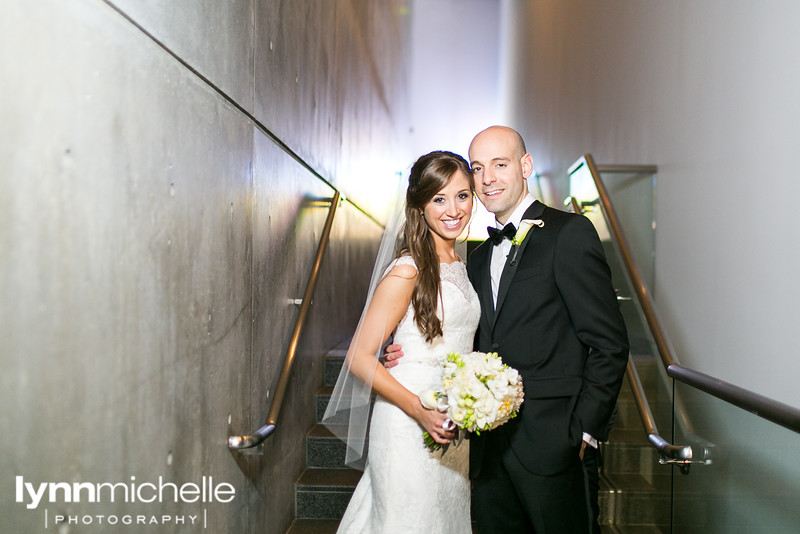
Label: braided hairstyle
xmin=396 ymin=151 xmax=473 ymax=343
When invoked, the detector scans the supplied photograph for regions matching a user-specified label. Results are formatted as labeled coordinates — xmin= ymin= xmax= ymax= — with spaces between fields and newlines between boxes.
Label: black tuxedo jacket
xmin=467 ymin=200 xmax=629 ymax=477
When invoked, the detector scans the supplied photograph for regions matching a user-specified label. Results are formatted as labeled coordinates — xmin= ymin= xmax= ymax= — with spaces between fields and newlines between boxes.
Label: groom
xmin=465 ymin=125 xmax=628 ymax=533
xmin=388 ymin=126 xmax=629 ymax=533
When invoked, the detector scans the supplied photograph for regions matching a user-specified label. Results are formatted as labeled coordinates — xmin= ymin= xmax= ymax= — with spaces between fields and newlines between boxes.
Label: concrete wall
xmin=504 ymin=0 xmax=800 ymax=409
xmin=1 ymin=1 xmax=409 ymax=532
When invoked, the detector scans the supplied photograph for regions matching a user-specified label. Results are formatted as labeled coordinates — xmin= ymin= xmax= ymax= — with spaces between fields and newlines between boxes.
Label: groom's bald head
xmin=468 ymin=126 xmax=533 ymax=224
xmin=470 ymin=126 xmax=527 ymax=161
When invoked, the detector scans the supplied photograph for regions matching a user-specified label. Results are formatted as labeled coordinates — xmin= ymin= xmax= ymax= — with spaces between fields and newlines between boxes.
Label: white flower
xmin=466 ymin=376 xmax=488 ymax=400
xmin=484 ymin=352 xmax=504 ymax=372
xmin=504 ymin=367 xmax=521 ymax=384
xmin=419 ymin=389 xmax=438 ymax=410
xmin=487 ymin=377 xmax=511 ymax=398
xmin=511 ymin=219 xmax=544 ymax=246
xmin=447 ymin=404 xmax=467 ymax=426
xmin=473 ymin=394 xmax=496 ymax=418
xmin=420 ymin=388 xmax=449 ymax=412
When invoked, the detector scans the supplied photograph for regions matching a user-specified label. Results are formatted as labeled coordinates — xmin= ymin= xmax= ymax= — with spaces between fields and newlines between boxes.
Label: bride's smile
xmin=423 ymin=169 xmax=473 ymax=247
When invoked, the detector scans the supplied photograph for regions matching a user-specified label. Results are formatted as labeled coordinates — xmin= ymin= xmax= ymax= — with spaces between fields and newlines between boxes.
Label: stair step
xmin=605 ymin=427 xmax=651 ymax=446
xmin=601 ymin=440 xmax=666 ymax=477
xmin=600 ymin=525 xmax=667 ymax=534
xmin=306 ymin=424 xmax=346 ymax=468
xmin=603 ymin=472 xmax=671 ymax=493
xmin=617 ymin=364 xmax=670 ymax=404
xmin=307 ymin=423 xmax=368 ymax=468
xmin=616 ymin=380 xmax=670 ymax=405
xmin=316 ymin=386 xmax=336 ymax=423
xmin=612 ymin=396 xmax=672 ymax=431
xmin=599 ymin=474 xmax=671 ymax=528
xmin=295 ymin=467 xmax=361 ymax=520
xmin=285 ymin=519 xmax=340 ymax=534
xmin=323 ymin=351 xmax=347 ymax=387
xmin=315 ymin=386 xmax=376 ymax=425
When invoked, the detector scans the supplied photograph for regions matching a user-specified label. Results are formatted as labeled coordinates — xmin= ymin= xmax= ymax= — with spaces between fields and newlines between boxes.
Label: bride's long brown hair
xmin=396 ymin=151 xmax=473 ymax=343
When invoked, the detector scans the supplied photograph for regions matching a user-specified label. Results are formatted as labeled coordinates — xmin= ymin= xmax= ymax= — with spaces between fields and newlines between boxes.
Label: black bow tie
xmin=487 ymin=223 xmax=516 ymax=246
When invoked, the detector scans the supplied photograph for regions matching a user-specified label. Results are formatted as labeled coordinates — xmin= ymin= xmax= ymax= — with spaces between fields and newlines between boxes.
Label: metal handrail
xmin=583 ymin=154 xmax=677 ymax=368
xmin=594 ymin=164 xmax=658 ymax=174
xmin=579 ymin=153 xmax=800 ymax=437
xmin=625 ymin=360 xmax=698 ymax=469
xmin=229 ymin=190 xmax=341 ymax=450
xmin=668 ymin=364 xmax=800 ymax=434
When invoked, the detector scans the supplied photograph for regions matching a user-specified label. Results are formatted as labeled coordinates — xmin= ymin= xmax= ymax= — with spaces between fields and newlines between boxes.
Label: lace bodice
xmin=389 ymin=256 xmax=480 ymax=376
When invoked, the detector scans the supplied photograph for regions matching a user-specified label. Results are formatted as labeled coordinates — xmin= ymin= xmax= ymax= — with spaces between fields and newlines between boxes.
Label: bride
xmin=323 ymin=150 xmax=480 ymax=533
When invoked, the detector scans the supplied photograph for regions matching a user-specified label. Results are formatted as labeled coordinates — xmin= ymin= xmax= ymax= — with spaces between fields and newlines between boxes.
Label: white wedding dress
xmin=337 ymin=256 xmax=481 ymax=534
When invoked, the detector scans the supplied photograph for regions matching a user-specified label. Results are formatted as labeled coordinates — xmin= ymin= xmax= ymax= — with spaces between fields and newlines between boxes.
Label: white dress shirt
xmin=489 ymin=194 xmax=536 ymax=306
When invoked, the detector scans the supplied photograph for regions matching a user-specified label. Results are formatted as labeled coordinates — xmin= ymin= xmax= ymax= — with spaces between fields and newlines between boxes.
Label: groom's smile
xmin=481 ymin=188 xmax=504 ymax=199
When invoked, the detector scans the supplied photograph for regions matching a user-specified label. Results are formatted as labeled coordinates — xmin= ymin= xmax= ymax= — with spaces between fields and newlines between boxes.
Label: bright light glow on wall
xmin=408 ymin=0 xmax=508 ymax=242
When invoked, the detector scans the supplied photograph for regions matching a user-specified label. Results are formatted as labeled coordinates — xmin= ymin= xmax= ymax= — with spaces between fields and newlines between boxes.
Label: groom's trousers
xmin=582 ymin=446 xmax=602 ymax=534
xmin=471 ymin=432 xmax=590 ymax=534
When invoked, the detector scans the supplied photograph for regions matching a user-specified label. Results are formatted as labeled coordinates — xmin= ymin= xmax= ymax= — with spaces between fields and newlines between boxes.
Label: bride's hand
xmin=412 ymin=399 xmax=455 ymax=445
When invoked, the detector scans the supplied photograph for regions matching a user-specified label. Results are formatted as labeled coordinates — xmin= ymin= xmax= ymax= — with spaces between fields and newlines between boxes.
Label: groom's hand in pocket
xmin=382 ymin=344 xmax=404 ymax=368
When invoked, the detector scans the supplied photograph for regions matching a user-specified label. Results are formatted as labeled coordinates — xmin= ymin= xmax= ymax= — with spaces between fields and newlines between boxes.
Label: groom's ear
xmin=521 ymin=153 xmax=534 ymax=179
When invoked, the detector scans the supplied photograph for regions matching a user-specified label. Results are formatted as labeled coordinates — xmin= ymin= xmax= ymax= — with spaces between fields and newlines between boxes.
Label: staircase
xmin=598 ymin=353 xmax=673 ymax=533
xmin=285 ymin=348 xmax=673 ymax=533
xmin=285 ymin=349 xmax=360 ymax=534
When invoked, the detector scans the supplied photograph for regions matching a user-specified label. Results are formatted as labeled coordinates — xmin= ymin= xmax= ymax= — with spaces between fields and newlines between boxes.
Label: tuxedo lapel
xmin=492 ymin=201 xmax=547 ymax=330
xmin=493 ymin=244 xmax=525 ymax=328
xmin=481 ymin=253 xmax=495 ymax=325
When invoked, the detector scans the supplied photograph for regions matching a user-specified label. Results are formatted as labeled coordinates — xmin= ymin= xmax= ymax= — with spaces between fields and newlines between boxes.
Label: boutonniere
xmin=511 ymin=219 xmax=544 ymax=246
xmin=510 ymin=219 xmax=544 ymax=264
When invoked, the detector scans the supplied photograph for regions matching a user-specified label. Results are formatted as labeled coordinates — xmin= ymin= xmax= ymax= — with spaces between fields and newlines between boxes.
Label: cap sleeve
xmin=383 ymin=255 xmax=417 ymax=277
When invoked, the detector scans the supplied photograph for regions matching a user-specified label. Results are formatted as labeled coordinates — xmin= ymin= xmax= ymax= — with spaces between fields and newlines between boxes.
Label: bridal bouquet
xmin=420 ymin=351 xmax=524 ymax=450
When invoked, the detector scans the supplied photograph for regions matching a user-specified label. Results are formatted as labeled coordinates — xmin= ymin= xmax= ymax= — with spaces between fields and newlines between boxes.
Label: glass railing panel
xmin=568 ymin=160 xmax=671 ymax=430
xmin=569 ymin=160 xmax=657 ymax=355
xmin=672 ymin=380 xmax=800 ymax=533
xmin=595 ymin=166 xmax=656 ymax=292
xmin=570 ymin=155 xmax=800 ymax=531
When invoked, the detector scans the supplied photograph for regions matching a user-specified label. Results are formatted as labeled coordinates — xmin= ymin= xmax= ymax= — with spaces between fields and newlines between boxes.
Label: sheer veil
xmin=321 ymin=175 xmax=408 ymax=470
